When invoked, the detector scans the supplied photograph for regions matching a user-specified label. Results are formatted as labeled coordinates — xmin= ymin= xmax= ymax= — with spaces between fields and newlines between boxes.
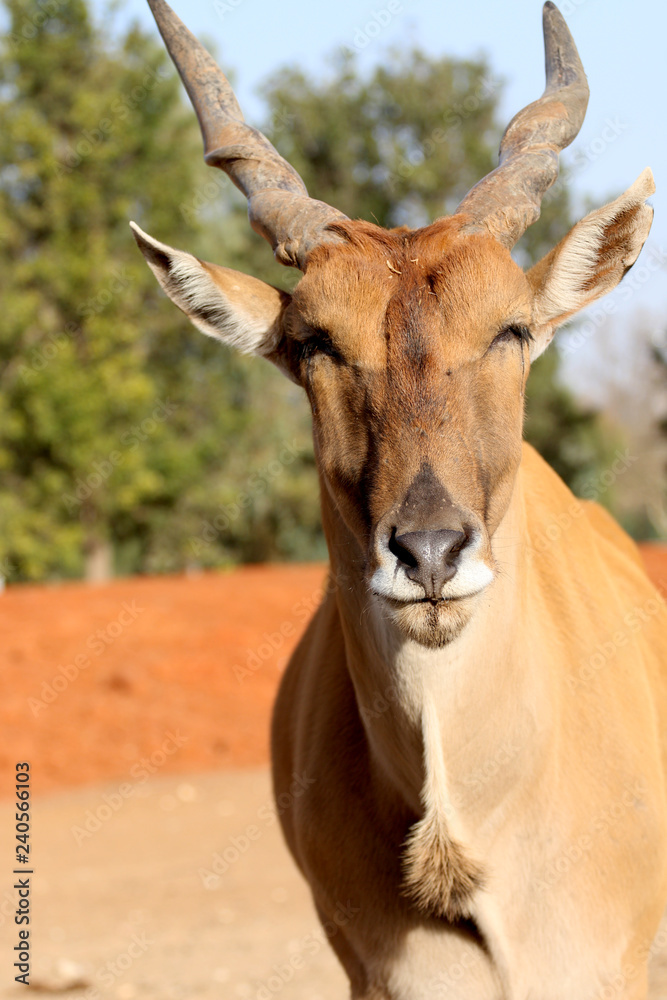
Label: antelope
xmin=132 ymin=2 xmax=667 ymax=996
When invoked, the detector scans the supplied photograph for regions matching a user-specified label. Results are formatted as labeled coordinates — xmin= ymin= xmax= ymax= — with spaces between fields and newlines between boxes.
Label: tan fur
xmin=129 ymin=222 xmax=289 ymax=355
xmin=401 ymin=811 xmax=486 ymax=921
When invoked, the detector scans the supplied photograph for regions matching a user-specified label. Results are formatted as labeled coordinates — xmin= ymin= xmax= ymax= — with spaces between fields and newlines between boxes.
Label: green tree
xmin=0 ymin=0 xmax=320 ymax=581
xmin=0 ymin=0 xmax=197 ymax=579
xmin=653 ymin=331 xmax=667 ymax=438
xmin=647 ymin=328 xmax=667 ymax=538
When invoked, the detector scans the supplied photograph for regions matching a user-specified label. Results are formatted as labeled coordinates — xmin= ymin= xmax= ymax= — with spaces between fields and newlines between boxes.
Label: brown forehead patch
xmin=295 ymin=217 xmax=531 ymax=366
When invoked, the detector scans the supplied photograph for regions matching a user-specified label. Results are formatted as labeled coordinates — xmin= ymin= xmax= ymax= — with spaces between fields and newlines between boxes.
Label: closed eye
xmin=298 ymin=327 xmax=344 ymax=362
xmin=490 ymin=324 xmax=533 ymax=348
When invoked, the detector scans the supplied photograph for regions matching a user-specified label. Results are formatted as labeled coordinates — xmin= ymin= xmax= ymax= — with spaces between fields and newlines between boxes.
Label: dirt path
xmin=0 ymin=770 xmax=347 ymax=1000
xmin=2 ymin=769 xmax=667 ymax=999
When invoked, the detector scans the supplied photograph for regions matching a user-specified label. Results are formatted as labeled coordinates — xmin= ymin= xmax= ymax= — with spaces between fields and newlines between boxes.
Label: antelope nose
xmin=389 ymin=528 xmax=468 ymax=599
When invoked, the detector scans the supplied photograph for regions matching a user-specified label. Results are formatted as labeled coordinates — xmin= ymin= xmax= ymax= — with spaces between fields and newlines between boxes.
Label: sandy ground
xmin=0 ymin=769 xmax=347 ymax=1000
xmin=2 ymin=769 xmax=667 ymax=999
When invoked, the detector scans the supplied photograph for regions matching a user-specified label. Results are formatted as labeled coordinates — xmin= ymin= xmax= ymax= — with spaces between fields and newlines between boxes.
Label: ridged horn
xmin=455 ymin=1 xmax=589 ymax=248
xmin=146 ymin=0 xmax=347 ymax=268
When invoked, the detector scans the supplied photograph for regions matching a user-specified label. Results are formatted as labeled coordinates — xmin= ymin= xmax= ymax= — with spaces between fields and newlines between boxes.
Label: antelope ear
xmin=130 ymin=222 xmax=290 ymax=357
xmin=526 ymin=168 xmax=655 ymax=358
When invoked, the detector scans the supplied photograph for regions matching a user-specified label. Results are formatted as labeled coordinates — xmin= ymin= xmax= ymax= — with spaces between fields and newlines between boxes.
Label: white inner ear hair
xmin=165 ymin=252 xmax=280 ymax=356
xmin=130 ymin=222 xmax=280 ymax=357
xmin=535 ymin=167 xmax=655 ymax=327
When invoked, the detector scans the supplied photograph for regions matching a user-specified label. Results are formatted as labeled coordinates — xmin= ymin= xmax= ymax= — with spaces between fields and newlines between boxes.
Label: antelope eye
xmin=300 ymin=328 xmax=343 ymax=362
xmin=491 ymin=325 xmax=533 ymax=348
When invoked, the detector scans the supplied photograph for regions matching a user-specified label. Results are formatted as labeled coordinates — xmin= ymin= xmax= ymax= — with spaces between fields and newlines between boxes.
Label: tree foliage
xmin=0 ymin=0 xmax=320 ymax=581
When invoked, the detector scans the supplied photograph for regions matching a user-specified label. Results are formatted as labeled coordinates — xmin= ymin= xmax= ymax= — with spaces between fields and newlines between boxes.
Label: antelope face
xmin=134 ymin=0 xmax=655 ymax=648
xmin=284 ymin=219 xmax=531 ymax=645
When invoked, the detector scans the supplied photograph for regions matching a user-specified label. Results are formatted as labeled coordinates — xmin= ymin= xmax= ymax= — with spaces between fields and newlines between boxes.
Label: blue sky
xmin=96 ymin=0 xmax=667 ymax=318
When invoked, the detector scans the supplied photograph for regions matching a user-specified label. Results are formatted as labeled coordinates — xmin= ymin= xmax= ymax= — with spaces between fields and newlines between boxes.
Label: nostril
xmin=446 ymin=527 xmax=470 ymax=563
xmin=387 ymin=527 xmax=470 ymax=599
xmin=388 ymin=526 xmax=418 ymax=568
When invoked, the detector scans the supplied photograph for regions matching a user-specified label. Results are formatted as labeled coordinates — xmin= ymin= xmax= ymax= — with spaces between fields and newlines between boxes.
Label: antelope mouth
xmin=368 ymin=541 xmax=494 ymax=646
xmin=375 ymin=588 xmax=481 ymax=648
xmin=377 ymin=592 xmax=473 ymax=607
xmin=368 ymin=540 xmax=495 ymax=607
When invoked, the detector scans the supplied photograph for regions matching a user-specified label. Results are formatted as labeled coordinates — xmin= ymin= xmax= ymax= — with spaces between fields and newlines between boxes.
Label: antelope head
xmin=133 ymin=0 xmax=654 ymax=648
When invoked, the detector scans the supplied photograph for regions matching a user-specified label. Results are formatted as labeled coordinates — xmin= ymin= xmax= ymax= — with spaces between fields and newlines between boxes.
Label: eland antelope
xmin=132 ymin=2 xmax=667 ymax=996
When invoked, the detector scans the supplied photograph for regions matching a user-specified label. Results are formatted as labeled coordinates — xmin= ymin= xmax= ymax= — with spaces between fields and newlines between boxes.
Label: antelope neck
xmin=324 ymin=466 xmax=537 ymax=820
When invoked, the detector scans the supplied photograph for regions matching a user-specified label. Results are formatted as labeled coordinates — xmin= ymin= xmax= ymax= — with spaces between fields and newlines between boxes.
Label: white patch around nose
xmin=370 ymin=531 xmax=494 ymax=603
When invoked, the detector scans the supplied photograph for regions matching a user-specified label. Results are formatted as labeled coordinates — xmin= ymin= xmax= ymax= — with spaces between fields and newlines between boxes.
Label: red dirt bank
xmin=2 ymin=551 xmax=666 ymax=795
